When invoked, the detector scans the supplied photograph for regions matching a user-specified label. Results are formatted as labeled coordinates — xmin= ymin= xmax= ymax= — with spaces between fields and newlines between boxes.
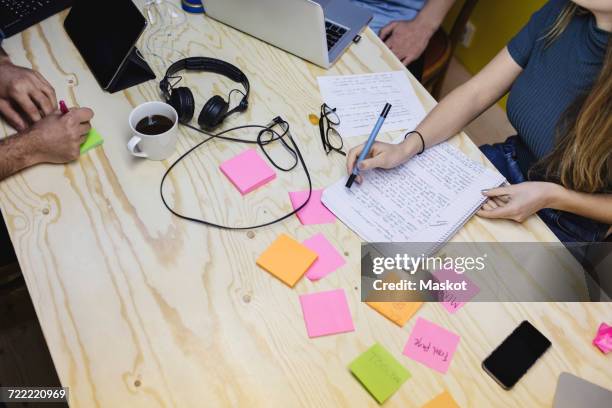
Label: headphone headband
xmin=160 ymin=57 xmax=250 ymax=107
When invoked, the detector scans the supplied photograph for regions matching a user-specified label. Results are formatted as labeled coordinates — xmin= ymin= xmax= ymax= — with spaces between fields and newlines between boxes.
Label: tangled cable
xmin=160 ymin=117 xmax=313 ymax=229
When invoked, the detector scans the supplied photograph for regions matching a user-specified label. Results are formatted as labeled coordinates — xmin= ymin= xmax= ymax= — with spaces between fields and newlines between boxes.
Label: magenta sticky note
xmin=219 ymin=149 xmax=276 ymax=195
xmin=289 ymin=189 xmax=336 ymax=225
xmin=299 ymin=289 xmax=354 ymax=338
xmin=403 ymin=317 xmax=460 ymax=374
xmin=432 ymin=268 xmax=480 ymax=314
xmin=303 ymin=233 xmax=346 ymax=281
xmin=593 ymin=322 xmax=612 ymax=354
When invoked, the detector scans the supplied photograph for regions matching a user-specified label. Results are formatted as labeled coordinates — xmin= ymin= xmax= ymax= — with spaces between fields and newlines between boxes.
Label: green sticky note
xmin=80 ymin=127 xmax=104 ymax=154
xmin=349 ymin=343 xmax=411 ymax=404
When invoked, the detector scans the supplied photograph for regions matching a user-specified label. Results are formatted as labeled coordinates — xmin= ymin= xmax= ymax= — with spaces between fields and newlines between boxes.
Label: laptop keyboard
xmin=325 ymin=20 xmax=348 ymax=51
xmin=1 ymin=0 xmax=54 ymax=18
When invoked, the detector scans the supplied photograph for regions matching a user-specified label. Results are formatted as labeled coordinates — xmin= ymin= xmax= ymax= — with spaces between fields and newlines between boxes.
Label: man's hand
xmin=477 ymin=182 xmax=561 ymax=223
xmin=25 ymin=107 xmax=94 ymax=164
xmin=0 ymin=57 xmax=57 ymax=131
xmin=380 ymin=19 xmax=436 ymax=65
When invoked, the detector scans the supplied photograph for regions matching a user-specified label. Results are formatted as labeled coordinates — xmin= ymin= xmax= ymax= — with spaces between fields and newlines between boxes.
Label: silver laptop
xmin=204 ymin=0 xmax=372 ymax=68
xmin=553 ymin=372 xmax=612 ymax=408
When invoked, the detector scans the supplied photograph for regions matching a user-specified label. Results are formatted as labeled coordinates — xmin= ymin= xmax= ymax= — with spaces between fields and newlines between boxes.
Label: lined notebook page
xmin=322 ymin=142 xmax=505 ymax=246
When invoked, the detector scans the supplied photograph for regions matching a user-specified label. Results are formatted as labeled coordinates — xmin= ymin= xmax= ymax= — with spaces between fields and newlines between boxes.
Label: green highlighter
xmin=59 ymin=100 xmax=104 ymax=154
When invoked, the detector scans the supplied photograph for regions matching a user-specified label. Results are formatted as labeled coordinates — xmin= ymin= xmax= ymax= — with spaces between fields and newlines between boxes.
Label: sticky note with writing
xmin=365 ymin=272 xmax=423 ymax=326
xmin=256 ymin=234 xmax=318 ymax=287
xmin=366 ymin=301 xmax=422 ymax=327
xmin=432 ymin=268 xmax=480 ymax=314
xmin=422 ymin=390 xmax=460 ymax=408
xmin=350 ymin=343 xmax=411 ymax=404
xmin=403 ymin=317 xmax=460 ymax=374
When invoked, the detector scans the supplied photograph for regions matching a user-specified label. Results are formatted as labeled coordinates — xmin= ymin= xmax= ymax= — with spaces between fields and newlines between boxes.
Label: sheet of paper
xmin=256 ymin=234 xmax=317 ymax=287
xmin=80 ymin=127 xmax=104 ymax=154
xmin=303 ymin=233 xmax=345 ymax=281
xmin=422 ymin=391 xmax=460 ymax=408
xmin=403 ymin=317 xmax=460 ymax=374
xmin=432 ymin=268 xmax=480 ymax=314
xmin=220 ymin=148 xmax=276 ymax=195
xmin=299 ymin=289 xmax=354 ymax=337
xmin=289 ymin=189 xmax=336 ymax=225
xmin=349 ymin=343 xmax=411 ymax=404
xmin=322 ymin=142 xmax=506 ymax=246
xmin=317 ymin=71 xmax=426 ymax=137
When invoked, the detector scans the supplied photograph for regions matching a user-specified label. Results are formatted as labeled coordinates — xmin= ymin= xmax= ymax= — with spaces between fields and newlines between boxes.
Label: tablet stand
xmin=107 ymin=47 xmax=156 ymax=93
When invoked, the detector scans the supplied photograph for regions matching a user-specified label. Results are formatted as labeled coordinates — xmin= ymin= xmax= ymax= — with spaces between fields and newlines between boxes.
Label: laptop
xmin=0 ymin=0 xmax=72 ymax=39
xmin=204 ymin=0 xmax=372 ymax=68
xmin=553 ymin=372 xmax=612 ymax=408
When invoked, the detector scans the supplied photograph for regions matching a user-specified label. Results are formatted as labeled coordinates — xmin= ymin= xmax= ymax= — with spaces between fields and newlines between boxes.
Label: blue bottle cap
xmin=182 ymin=1 xmax=204 ymax=13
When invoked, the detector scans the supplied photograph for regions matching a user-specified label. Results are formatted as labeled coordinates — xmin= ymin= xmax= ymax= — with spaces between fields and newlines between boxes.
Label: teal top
xmin=506 ymin=0 xmax=610 ymax=160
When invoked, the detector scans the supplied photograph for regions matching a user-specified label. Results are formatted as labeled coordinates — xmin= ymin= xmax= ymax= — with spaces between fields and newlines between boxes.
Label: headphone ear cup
xmin=169 ymin=87 xmax=195 ymax=123
xmin=198 ymin=95 xmax=229 ymax=129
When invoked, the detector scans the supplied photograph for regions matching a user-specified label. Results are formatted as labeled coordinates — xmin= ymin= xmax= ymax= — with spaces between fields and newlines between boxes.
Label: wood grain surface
xmin=0 ymin=3 xmax=610 ymax=407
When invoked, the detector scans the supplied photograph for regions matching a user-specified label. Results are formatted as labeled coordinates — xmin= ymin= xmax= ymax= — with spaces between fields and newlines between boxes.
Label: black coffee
xmin=135 ymin=115 xmax=174 ymax=135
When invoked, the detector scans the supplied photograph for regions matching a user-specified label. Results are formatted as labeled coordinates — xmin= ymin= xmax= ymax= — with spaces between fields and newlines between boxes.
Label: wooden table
xmin=1 ymin=4 xmax=610 ymax=407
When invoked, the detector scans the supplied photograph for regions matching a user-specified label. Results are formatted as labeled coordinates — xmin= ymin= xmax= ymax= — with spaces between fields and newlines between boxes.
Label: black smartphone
xmin=482 ymin=320 xmax=551 ymax=390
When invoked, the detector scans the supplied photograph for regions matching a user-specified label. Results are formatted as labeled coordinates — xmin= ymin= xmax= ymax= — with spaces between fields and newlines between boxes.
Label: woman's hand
xmin=346 ymin=140 xmax=417 ymax=184
xmin=477 ymin=182 xmax=561 ymax=222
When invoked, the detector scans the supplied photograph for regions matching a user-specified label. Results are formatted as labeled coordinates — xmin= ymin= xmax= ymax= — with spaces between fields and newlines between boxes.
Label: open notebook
xmin=322 ymin=142 xmax=506 ymax=252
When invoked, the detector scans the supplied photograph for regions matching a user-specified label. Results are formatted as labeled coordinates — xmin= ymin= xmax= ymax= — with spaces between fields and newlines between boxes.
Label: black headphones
xmin=159 ymin=57 xmax=250 ymax=130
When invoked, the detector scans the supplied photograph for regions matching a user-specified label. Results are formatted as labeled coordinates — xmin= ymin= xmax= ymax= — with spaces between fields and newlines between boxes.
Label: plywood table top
xmin=0 ymin=4 xmax=609 ymax=407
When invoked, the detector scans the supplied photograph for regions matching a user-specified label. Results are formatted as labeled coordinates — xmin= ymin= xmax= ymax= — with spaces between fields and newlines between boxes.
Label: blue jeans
xmin=479 ymin=136 xmax=610 ymax=243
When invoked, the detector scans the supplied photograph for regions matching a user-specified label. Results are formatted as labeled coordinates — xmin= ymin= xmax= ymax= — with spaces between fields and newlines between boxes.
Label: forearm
xmin=414 ymin=0 xmax=456 ymax=32
xmin=400 ymin=48 xmax=522 ymax=156
xmin=0 ymin=132 xmax=40 ymax=181
xmin=548 ymin=184 xmax=612 ymax=224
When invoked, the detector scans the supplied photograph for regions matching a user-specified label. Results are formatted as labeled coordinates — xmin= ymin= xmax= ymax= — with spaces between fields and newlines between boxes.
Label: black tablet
xmin=64 ymin=0 xmax=147 ymax=90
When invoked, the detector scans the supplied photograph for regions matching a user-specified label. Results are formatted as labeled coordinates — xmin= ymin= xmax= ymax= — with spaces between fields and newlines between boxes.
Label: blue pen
xmin=346 ymin=103 xmax=392 ymax=188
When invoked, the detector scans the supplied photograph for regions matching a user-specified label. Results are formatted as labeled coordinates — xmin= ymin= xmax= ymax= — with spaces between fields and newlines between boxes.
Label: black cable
xmin=160 ymin=117 xmax=312 ymax=230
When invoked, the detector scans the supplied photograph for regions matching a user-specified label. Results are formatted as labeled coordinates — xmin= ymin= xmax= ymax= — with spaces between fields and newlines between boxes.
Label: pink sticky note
xmin=593 ymin=323 xmax=612 ymax=354
xmin=303 ymin=233 xmax=346 ymax=281
xmin=432 ymin=268 xmax=480 ymax=314
xmin=289 ymin=189 xmax=336 ymax=225
xmin=299 ymin=289 xmax=354 ymax=338
xmin=219 ymin=149 xmax=276 ymax=195
xmin=403 ymin=317 xmax=460 ymax=374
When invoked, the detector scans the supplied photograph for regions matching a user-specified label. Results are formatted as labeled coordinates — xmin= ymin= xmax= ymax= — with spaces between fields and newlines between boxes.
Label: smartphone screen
xmin=482 ymin=320 xmax=551 ymax=389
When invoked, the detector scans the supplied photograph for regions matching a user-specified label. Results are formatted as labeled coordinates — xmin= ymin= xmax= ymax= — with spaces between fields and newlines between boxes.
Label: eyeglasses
xmin=319 ymin=103 xmax=345 ymax=156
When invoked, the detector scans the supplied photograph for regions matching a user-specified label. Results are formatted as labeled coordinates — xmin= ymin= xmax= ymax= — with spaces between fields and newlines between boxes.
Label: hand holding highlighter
xmin=59 ymin=100 xmax=104 ymax=154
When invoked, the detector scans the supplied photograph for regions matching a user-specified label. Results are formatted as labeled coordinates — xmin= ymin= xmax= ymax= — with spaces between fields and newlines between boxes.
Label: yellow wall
xmin=442 ymin=0 xmax=547 ymax=107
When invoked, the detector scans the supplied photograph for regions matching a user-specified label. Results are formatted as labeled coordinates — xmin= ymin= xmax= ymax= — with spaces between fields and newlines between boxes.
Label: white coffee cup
xmin=127 ymin=102 xmax=178 ymax=161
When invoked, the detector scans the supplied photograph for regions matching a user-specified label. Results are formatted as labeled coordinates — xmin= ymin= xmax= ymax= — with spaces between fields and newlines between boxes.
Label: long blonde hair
xmin=531 ymin=3 xmax=612 ymax=193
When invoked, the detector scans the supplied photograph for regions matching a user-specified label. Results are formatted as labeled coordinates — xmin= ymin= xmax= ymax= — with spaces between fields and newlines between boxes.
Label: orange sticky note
xmin=365 ymin=271 xmax=423 ymax=326
xmin=257 ymin=234 xmax=318 ymax=287
xmin=367 ymin=301 xmax=422 ymax=327
xmin=422 ymin=391 xmax=460 ymax=408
